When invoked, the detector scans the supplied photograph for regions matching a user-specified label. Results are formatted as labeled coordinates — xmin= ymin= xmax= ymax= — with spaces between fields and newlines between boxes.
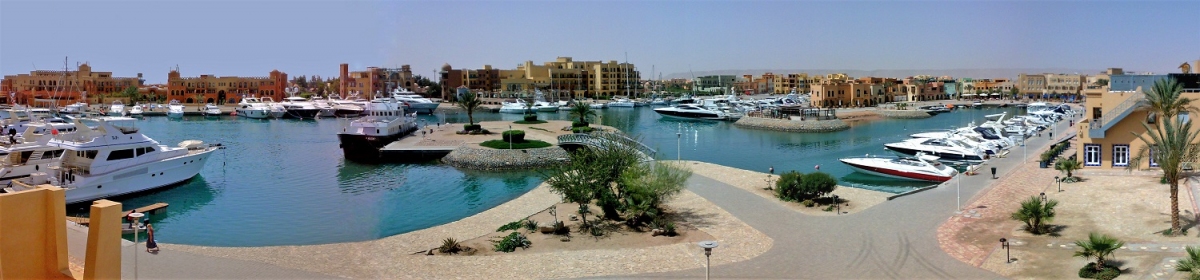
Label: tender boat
xmin=236 ymin=97 xmax=272 ymax=119
xmin=107 ymin=101 xmax=126 ymax=116
xmin=12 ymin=117 xmax=223 ymax=204
xmin=279 ymin=96 xmax=321 ymax=119
xmin=839 ymin=153 xmax=958 ymax=182
xmin=336 ymin=97 xmax=418 ymax=162
xmin=166 ymin=100 xmax=185 ymax=118
xmin=653 ymin=104 xmax=728 ymax=121
xmin=202 ymin=103 xmax=222 ymax=116
xmin=392 ymin=89 xmax=440 ymax=114
xmin=884 ymin=137 xmax=986 ymax=163
xmin=128 ymin=103 xmax=144 ymax=117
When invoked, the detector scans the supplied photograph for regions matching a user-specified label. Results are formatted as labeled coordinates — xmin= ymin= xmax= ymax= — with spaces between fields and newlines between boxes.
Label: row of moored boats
xmin=76 ymin=88 xmax=440 ymax=120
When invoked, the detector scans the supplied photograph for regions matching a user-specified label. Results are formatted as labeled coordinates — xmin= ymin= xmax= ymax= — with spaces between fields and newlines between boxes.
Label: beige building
xmin=338 ymin=64 xmax=420 ymax=98
xmin=1017 ymin=74 xmax=1047 ymax=95
xmin=442 ymin=57 xmax=638 ymax=100
xmin=1 ymin=63 xmax=143 ymax=106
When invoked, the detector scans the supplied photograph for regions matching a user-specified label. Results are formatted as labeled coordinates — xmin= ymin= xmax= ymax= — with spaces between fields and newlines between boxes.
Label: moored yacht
xmin=499 ymin=99 xmax=530 ymax=114
xmin=839 ymin=153 xmax=957 ymax=183
xmin=59 ymin=103 xmax=87 ymax=115
xmin=13 ymin=117 xmax=223 ymax=204
xmin=392 ymin=89 xmax=440 ymax=114
xmin=107 ymin=101 xmax=126 ymax=116
xmin=309 ymin=96 xmax=336 ymax=118
xmin=608 ymin=98 xmax=636 ymax=108
xmin=336 ymin=97 xmax=418 ymax=162
xmin=884 ymin=137 xmax=986 ymax=163
xmin=261 ymin=97 xmax=288 ymax=119
xmin=280 ymin=96 xmax=321 ymax=119
xmin=653 ymin=104 xmax=728 ymax=120
xmin=236 ymin=97 xmax=272 ymax=119
xmin=128 ymin=103 xmax=144 ymax=117
xmin=0 ymin=131 xmax=66 ymax=184
xmin=166 ymin=100 xmax=185 ymax=118
xmin=202 ymin=103 xmax=223 ymax=116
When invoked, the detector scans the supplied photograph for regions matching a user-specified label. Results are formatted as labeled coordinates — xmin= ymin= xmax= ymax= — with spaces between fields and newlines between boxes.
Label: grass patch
xmin=480 ymin=139 xmax=552 ymax=149
xmin=513 ymin=120 xmax=548 ymax=124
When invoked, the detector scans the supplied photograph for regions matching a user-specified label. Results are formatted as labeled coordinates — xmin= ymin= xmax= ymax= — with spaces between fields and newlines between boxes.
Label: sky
xmin=2 ymin=0 xmax=1198 ymax=84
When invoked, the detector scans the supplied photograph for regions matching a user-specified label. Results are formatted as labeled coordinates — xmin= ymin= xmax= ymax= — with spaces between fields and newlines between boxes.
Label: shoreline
xmin=165 ymin=161 xmax=774 ymax=279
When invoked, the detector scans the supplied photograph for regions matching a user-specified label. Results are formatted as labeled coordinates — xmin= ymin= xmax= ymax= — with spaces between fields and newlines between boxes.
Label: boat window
xmin=41 ymin=150 xmax=55 ymax=159
xmin=52 ymin=149 xmax=64 ymax=157
xmin=19 ymin=151 xmax=33 ymax=162
xmin=106 ymin=149 xmax=135 ymax=161
xmin=145 ymin=146 xmax=155 ymax=153
xmin=136 ymin=147 xmax=145 ymax=156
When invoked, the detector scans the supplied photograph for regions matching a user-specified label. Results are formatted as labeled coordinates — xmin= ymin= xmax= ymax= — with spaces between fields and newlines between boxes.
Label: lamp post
xmin=956 ymin=172 xmax=961 ymax=212
xmin=1000 ymin=238 xmax=1011 ymax=263
xmin=1040 ymin=192 xmax=1047 ymax=203
xmin=508 ymin=124 xmax=512 ymax=150
xmin=128 ymin=212 xmax=145 ymax=280
xmin=1056 ymin=176 xmax=1062 ymax=192
xmin=833 ymin=194 xmax=841 ymax=215
xmin=676 ymin=132 xmax=682 ymax=161
xmin=697 ymin=241 xmax=719 ymax=280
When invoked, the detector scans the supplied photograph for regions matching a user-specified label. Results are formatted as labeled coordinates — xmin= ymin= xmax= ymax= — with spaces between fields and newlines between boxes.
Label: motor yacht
xmin=236 ymin=97 xmax=272 ymax=119
xmin=839 ymin=153 xmax=957 ymax=183
xmin=128 ymin=103 xmax=144 ymax=117
xmin=608 ymin=98 xmax=636 ymax=108
xmin=166 ymin=100 xmax=186 ymax=118
xmin=337 ymin=97 xmax=418 ymax=162
xmin=392 ymin=89 xmax=440 ymax=114
xmin=107 ymin=101 xmax=126 ymax=116
xmin=309 ymin=96 xmax=336 ymax=118
xmin=589 ymin=101 xmax=605 ymax=109
xmin=59 ymin=103 xmax=87 ymax=115
xmin=202 ymin=103 xmax=223 ymax=117
xmin=499 ymin=99 xmax=531 ymax=114
xmin=884 ymin=137 xmax=986 ymax=163
xmin=280 ymin=96 xmax=321 ymax=119
xmin=12 ymin=117 xmax=223 ymax=204
xmin=330 ymin=99 xmax=364 ymax=118
xmin=261 ymin=97 xmax=288 ymax=119
xmin=653 ymin=104 xmax=729 ymax=121
xmin=0 ymin=130 xmax=67 ymax=184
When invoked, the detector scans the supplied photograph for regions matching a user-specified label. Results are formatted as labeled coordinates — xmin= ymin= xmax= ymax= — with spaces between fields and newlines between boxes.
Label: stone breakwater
xmin=876 ymin=110 xmax=933 ymax=119
xmin=733 ymin=116 xmax=849 ymax=132
xmin=442 ymin=145 xmax=570 ymax=170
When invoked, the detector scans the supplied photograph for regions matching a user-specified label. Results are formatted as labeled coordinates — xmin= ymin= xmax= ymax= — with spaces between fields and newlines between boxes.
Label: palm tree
xmin=568 ymin=101 xmax=596 ymax=125
xmin=1176 ymin=246 xmax=1200 ymax=279
xmin=1073 ymin=232 xmax=1125 ymax=271
xmin=455 ymin=91 xmax=482 ymax=127
xmin=1010 ymin=196 xmax=1058 ymax=234
xmin=1130 ymin=77 xmax=1198 ymax=236
xmin=1054 ymin=157 xmax=1082 ymax=180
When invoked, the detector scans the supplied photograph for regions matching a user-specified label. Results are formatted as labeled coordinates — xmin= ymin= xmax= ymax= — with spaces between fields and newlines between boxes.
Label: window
xmin=136 ymin=147 xmax=145 ymax=156
xmin=1180 ymin=112 xmax=1190 ymax=124
xmin=1112 ymin=145 xmax=1129 ymax=167
xmin=106 ymin=149 xmax=135 ymax=161
xmin=145 ymin=146 xmax=155 ymax=153
xmin=1084 ymin=144 xmax=1101 ymax=166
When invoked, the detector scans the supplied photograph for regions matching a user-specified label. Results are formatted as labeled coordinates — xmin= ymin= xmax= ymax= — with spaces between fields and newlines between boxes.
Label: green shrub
xmin=502 ymin=130 xmax=526 ymax=142
xmin=577 ymin=204 xmax=591 ymax=215
xmin=664 ymin=222 xmax=677 ymax=236
xmin=572 ymin=121 xmax=589 ymax=128
xmin=492 ymin=232 xmax=531 ymax=252
xmin=438 ymin=237 xmax=462 ymax=254
xmin=496 ymin=220 xmax=523 ymax=232
xmin=463 ymin=124 xmax=482 ymax=132
xmin=774 ymin=171 xmax=805 ymax=201
xmin=479 ymin=139 xmax=552 ymax=149
xmin=523 ymin=114 xmax=538 ymax=122
xmin=1077 ymin=263 xmax=1120 ymax=280
xmin=801 ymin=199 xmax=816 ymax=207
xmin=523 ymin=220 xmax=539 ymax=232
xmin=572 ymin=126 xmax=594 ymax=133
xmin=799 ymin=172 xmax=838 ymax=199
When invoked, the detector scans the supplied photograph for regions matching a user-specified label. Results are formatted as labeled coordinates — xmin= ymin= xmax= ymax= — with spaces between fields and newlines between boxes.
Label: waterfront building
xmin=773 ymin=73 xmax=810 ymax=94
xmin=440 ymin=57 xmax=638 ymax=101
xmin=166 ymin=68 xmax=287 ymax=104
xmin=1 ymin=63 xmax=143 ymax=106
xmin=338 ymin=64 xmax=421 ymax=99
xmin=810 ymin=76 xmax=874 ymax=107
xmin=943 ymin=79 xmax=958 ymax=99
xmin=695 ymin=75 xmax=741 ymax=92
xmin=1017 ymin=74 xmax=1047 ymax=95
xmin=1078 ymin=60 xmax=1200 ymax=169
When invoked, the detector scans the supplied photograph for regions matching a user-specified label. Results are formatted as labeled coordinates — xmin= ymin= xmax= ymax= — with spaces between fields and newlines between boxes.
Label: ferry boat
xmin=839 ymin=153 xmax=957 ymax=182
xmin=12 ymin=117 xmax=223 ymax=204
xmin=166 ymin=100 xmax=185 ymax=118
xmin=336 ymin=97 xmax=418 ymax=162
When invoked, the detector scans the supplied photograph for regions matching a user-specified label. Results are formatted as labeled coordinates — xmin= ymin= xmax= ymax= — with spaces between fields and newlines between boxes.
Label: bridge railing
xmin=557 ymin=132 xmax=657 ymax=160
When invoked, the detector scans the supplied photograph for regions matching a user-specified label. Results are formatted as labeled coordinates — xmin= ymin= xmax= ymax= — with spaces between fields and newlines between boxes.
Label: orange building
xmin=339 ymin=63 xmax=420 ymax=99
xmin=1 ymin=63 xmax=143 ymax=106
xmin=165 ymin=68 xmax=288 ymax=104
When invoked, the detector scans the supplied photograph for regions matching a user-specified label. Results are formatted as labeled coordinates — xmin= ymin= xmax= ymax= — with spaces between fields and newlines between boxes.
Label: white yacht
xmin=0 ymin=131 xmax=67 ymax=184
xmin=309 ymin=97 xmax=336 ymax=118
xmin=202 ymin=103 xmax=223 ymax=117
xmin=235 ymin=97 xmax=273 ymax=119
xmin=261 ymin=97 xmax=288 ymax=119
xmin=166 ymin=100 xmax=186 ymax=118
xmin=531 ymin=91 xmax=558 ymax=112
xmin=607 ymin=98 xmax=636 ymax=108
xmin=330 ymin=98 xmax=364 ymax=118
xmin=280 ymin=96 xmax=321 ymax=119
xmin=128 ymin=103 xmax=144 ymax=117
xmin=499 ymin=99 xmax=530 ymax=114
xmin=337 ymin=97 xmax=418 ymax=162
xmin=839 ymin=153 xmax=957 ymax=183
xmin=13 ymin=117 xmax=223 ymax=204
xmin=392 ymin=89 xmax=440 ymax=114
xmin=884 ymin=138 xmax=986 ymax=163
xmin=653 ymin=104 xmax=729 ymax=121
xmin=59 ymin=103 xmax=87 ymax=115
xmin=107 ymin=101 xmax=126 ymax=116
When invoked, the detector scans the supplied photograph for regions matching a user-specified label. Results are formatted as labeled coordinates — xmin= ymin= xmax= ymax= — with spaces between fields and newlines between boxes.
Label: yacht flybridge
xmin=11 ymin=117 xmax=224 ymax=204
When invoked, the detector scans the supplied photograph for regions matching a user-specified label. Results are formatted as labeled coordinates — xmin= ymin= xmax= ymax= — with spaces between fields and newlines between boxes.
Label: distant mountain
xmin=663 ymin=68 xmax=1105 ymax=80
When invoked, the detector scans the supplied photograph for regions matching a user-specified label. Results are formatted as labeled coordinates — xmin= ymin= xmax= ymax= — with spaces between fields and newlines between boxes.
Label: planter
xmin=463 ymin=124 xmax=482 ymax=132
xmin=1039 ymin=161 xmax=1049 ymax=168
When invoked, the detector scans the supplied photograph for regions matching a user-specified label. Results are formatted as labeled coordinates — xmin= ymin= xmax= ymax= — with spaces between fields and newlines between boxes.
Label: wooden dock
xmin=66 ymin=202 xmax=169 ymax=226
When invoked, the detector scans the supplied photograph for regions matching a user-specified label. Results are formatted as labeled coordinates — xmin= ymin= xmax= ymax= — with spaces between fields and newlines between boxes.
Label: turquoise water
xmin=87 ymin=106 xmax=1021 ymax=246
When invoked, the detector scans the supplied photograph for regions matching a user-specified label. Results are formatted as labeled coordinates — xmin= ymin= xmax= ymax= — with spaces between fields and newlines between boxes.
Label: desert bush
xmin=552 ymin=221 xmax=569 ymax=235
xmin=463 ymin=124 xmax=482 ymax=132
xmin=663 ymin=222 xmax=677 ymax=236
xmin=801 ymin=199 xmax=815 ymax=207
xmin=799 ymin=172 xmax=838 ymax=199
xmin=492 ymin=232 xmax=531 ymax=252
xmin=523 ymin=220 xmax=539 ymax=232
xmin=496 ymin=220 xmax=524 ymax=232
xmin=438 ymin=238 xmax=462 ymax=254
xmin=774 ymin=171 xmax=805 ymax=201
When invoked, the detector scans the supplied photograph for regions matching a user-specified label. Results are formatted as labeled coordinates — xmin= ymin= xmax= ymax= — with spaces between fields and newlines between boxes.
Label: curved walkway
xmin=627 ymin=118 xmax=1073 ymax=278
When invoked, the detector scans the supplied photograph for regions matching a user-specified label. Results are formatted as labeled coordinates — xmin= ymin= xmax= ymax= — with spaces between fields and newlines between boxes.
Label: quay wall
xmin=442 ymin=145 xmax=569 ymax=170
xmin=876 ymin=110 xmax=933 ymax=119
xmin=733 ymin=116 xmax=849 ymax=133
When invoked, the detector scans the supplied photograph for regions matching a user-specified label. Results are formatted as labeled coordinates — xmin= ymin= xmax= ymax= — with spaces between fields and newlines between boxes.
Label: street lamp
xmin=128 ymin=212 xmax=145 ymax=280
xmin=676 ymin=132 xmax=682 ymax=161
xmin=1056 ymin=176 xmax=1062 ymax=192
xmin=697 ymin=241 xmax=719 ymax=280
xmin=1000 ymin=238 xmax=1011 ymax=263
xmin=1040 ymin=192 xmax=1047 ymax=203
xmin=508 ymin=124 xmax=513 ymax=150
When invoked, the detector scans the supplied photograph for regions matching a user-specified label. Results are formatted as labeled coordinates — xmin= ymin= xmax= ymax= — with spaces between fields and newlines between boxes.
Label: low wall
xmin=876 ymin=110 xmax=933 ymax=119
xmin=442 ymin=145 xmax=570 ymax=170
xmin=733 ymin=116 xmax=849 ymax=133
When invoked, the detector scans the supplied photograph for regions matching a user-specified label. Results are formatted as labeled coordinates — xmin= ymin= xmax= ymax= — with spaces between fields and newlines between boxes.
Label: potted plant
xmin=1040 ymin=151 xmax=1054 ymax=168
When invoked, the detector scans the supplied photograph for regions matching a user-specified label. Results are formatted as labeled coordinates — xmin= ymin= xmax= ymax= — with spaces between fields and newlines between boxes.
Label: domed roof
xmin=441 ymin=63 xmax=452 ymax=71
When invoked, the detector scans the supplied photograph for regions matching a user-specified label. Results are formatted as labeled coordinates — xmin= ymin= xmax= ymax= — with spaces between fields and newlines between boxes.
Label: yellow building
xmin=1079 ymin=61 xmax=1200 ymax=169
xmin=0 ymin=185 xmax=123 ymax=279
xmin=442 ymin=57 xmax=638 ymax=100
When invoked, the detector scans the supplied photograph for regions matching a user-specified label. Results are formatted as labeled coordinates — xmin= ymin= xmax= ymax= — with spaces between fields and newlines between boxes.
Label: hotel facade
xmin=1 ymin=63 xmax=143 ymax=106
xmin=338 ymin=64 xmax=420 ymax=98
xmin=165 ymin=69 xmax=288 ymax=104
xmin=440 ymin=57 xmax=639 ymax=101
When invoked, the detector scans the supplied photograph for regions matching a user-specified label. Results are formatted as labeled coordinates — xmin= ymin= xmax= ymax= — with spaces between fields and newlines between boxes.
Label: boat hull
xmin=284 ymin=109 xmax=321 ymax=119
xmin=884 ymin=145 xmax=984 ymax=162
xmin=334 ymin=108 xmax=363 ymax=118
xmin=406 ymin=103 xmax=439 ymax=114
xmin=653 ymin=108 xmax=724 ymax=121
xmin=337 ymin=129 xmax=416 ymax=163
xmin=236 ymin=108 xmax=272 ymax=119
xmin=840 ymin=159 xmax=952 ymax=182
xmin=63 ymin=148 xmax=216 ymax=204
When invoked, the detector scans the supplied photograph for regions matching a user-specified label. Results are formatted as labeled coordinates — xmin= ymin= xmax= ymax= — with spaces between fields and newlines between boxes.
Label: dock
xmin=66 ymin=202 xmax=169 ymax=226
xmin=379 ymin=133 xmax=459 ymax=161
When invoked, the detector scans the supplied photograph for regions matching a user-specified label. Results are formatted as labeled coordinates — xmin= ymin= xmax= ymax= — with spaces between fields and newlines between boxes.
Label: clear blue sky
xmin=3 ymin=0 xmax=1197 ymax=84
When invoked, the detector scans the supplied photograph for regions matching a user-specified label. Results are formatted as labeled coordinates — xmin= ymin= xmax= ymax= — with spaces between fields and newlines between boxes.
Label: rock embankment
xmin=442 ymin=146 xmax=569 ymax=170
xmin=733 ymin=116 xmax=849 ymax=132
xmin=876 ymin=110 xmax=933 ymax=119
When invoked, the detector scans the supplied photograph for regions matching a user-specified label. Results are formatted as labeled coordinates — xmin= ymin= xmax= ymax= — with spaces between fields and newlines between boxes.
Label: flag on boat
xmin=51 ymin=127 xmax=59 ymax=135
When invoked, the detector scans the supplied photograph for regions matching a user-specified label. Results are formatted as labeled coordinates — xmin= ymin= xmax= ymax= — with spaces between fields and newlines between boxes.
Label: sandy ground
xmin=668 ymin=160 xmax=891 ymax=216
xmin=167 ymin=179 xmax=772 ymax=279
xmin=835 ymin=110 xmax=884 ymax=125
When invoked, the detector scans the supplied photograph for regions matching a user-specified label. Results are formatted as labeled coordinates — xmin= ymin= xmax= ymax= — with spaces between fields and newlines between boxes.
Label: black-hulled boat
xmin=336 ymin=97 xmax=417 ymax=162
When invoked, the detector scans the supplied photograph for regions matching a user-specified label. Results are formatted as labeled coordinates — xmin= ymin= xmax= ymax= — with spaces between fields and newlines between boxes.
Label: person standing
xmin=145 ymin=223 xmax=159 ymax=253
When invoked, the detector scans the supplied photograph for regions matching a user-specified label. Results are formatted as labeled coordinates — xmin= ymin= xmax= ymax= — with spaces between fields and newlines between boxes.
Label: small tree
xmin=455 ymin=91 xmax=482 ymax=128
xmin=1074 ymin=232 xmax=1125 ymax=272
xmin=568 ymin=101 xmax=596 ymax=125
xmin=1010 ymin=196 xmax=1058 ymax=234
xmin=774 ymin=171 xmax=804 ymax=201
xmin=1054 ymin=157 xmax=1082 ymax=180
xmin=543 ymin=148 xmax=606 ymax=228
xmin=618 ymin=161 xmax=692 ymax=226
xmin=1176 ymin=246 xmax=1200 ymax=280
xmin=799 ymin=172 xmax=838 ymax=199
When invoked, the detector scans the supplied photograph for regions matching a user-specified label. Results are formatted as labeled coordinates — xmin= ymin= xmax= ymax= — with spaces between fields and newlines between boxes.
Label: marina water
xmin=93 ymin=106 xmax=1022 ymax=246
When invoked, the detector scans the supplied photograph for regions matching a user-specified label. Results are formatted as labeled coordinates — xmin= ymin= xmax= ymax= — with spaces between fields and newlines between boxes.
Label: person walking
xmin=145 ymin=223 xmax=159 ymax=253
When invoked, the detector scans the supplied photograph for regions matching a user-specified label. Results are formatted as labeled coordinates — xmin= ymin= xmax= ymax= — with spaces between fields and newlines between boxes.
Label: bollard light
xmin=698 ymin=241 xmax=719 ymax=280
xmin=1057 ymin=176 xmax=1062 ymax=192
xmin=1000 ymin=238 xmax=1011 ymax=263
xmin=129 ymin=212 xmax=146 ymax=280
xmin=991 ymin=167 xmax=997 ymax=179
xmin=1040 ymin=192 xmax=1047 ymax=203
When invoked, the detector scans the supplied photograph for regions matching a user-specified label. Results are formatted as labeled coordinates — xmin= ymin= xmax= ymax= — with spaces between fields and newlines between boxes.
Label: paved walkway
xmin=620 ymin=121 xmax=1072 ymax=279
